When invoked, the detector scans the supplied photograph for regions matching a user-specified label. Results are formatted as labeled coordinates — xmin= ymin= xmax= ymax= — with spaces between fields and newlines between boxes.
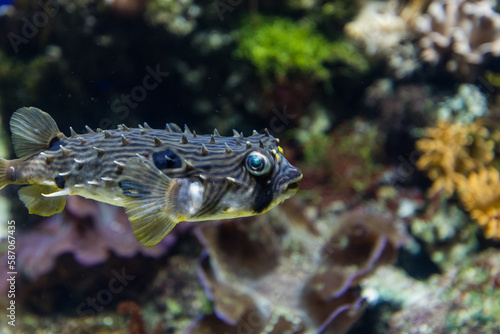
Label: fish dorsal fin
xmin=120 ymin=156 xmax=178 ymax=247
xmin=18 ymin=185 xmax=66 ymax=216
xmin=10 ymin=107 xmax=63 ymax=158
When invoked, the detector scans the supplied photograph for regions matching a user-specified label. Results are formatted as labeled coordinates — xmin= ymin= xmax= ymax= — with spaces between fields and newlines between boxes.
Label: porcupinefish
xmin=0 ymin=107 xmax=302 ymax=246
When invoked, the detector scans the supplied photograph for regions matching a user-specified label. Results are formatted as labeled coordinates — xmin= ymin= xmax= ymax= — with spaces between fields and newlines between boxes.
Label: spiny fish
xmin=0 ymin=107 xmax=302 ymax=246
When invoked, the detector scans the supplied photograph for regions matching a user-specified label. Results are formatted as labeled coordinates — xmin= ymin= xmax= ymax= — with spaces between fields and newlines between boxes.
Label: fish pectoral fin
xmin=125 ymin=204 xmax=177 ymax=247
xmin=18 ymin=185 xmax=66 ymax=216
xmin=120 ymin=156 xmax=178 ymax=247
xmin=10 ymin=107 xmax=63 ymax=158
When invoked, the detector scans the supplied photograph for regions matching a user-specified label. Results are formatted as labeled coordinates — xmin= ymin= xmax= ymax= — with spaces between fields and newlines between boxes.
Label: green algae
xmin=234 ymin=16 xmax=368 ymax=83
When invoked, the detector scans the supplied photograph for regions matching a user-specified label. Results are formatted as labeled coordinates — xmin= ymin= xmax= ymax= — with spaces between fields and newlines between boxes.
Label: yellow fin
xmin=10 ymin=107 xmax=63 ymax=158
xmin=120 ymin=156 xmax=178 ymax=247
xmin=18 ymin=185 xmax=66 ymax=216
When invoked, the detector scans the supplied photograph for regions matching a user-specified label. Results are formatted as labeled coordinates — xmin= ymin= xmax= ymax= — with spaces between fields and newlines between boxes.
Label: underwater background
xmin=1 ymin=0 xmax=500 ymax=333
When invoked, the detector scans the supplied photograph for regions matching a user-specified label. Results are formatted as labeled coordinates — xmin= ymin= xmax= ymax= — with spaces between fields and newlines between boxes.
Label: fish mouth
xmin=285 ymin=181 xmax=300 ymax=191
xmin=265 ymin=173 xmax=302 ymax=212
xmin=278 ymin=182 xmax=300 ymax=203
xmin=279 ymin=173 xmax=302 ymax=197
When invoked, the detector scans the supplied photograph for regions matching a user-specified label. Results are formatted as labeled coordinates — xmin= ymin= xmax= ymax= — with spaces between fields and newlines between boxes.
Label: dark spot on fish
xmin=49 ymin=136 xmax=59 ymax=147
xmin=47 ymin=137 xmax=66 ymax=151
xmin=54 ymin=175 xmax=65 ymax=188
xmin=152 ymin=149 xmax=182 ymax=169
xmin=119 ymin=180 xmax=150 ymax=198
xmin=253 ymin=188 xmax=273 ymax=213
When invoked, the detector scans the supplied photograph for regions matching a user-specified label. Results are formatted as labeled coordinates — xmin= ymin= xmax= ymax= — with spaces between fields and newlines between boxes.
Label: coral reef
xmin=345 ymin=0 xmax=421 ymax=78
xmin=0 ymin=196 xmax=179 ymax=315
xmin=416 ymin=119 xmax=494 ymax=196
xmin=0 ymin=196 xmax=172 ymax=287
xmin=119 ymin=300 xmax=163 ymax=334
xmin=385 ymin=249 xmax=500 ymax=333
xmin=299 ymin=118 xmax=386 ymax=203
xmin=346 ymin=0 xmax=500 ymax=79
xmin=2 ymin=0 xmax=500 ymax=332
xmin=364 ymin=80 xmax=436 ymax=131
xmin=119 ymin=301 xmax=149 ymax=334
xmin=144 ymin=0 xmax=201 ymax=36
xmin=188 ymin=205 xmax=407 ymax=334
xmin=457 ymin=167 xmax=500 ymax=239
xmin=345 ymin=1 xmax=407 ymax=59
xmin=436 ymin=83 xmax=489 ymax=123
xmin=415 ymin=117 xmax=500 ymax=239
xmin=409 ymin=201 xmax=476 ymax=261
xmin=416 ymin=0 xmax=500 ymax=78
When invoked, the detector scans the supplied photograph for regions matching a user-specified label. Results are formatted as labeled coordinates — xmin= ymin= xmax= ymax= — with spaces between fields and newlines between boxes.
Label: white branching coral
xmin=416 ymin=0 xmax=500 ymax=76
xmin=345 ymin=0 xmax=421 ymax=78
xmin=345 ymin=1 xmax=408 ymax=58
xmin=345 ymin=0 xmax=500 ymax=79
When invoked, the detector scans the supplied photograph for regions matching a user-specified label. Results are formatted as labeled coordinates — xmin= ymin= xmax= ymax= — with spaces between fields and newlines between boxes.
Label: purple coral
xmin=1 ymin=196 xmax=174 ymax=285
xmin=189 ymin=205 xmax=408 ymax=334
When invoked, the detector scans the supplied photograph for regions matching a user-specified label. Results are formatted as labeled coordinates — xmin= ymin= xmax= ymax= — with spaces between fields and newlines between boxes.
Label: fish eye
xmin=245 ymin=152 xmax=271 ymax=176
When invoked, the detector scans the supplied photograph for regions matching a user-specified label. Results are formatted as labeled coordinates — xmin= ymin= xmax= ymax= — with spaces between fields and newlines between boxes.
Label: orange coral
xmin=457 ymin=168 xmax=500 ymax=239
xmin=416 ymin=120 xmax=494 ymax=196
xmin=416 ymin=119 xmax=500 ymax=239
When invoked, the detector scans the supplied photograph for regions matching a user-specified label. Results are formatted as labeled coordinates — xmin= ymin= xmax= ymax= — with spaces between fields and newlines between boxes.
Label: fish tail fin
xmin=0 ymin=158 xmax=9 ymax=190
xmin=120 ymin=156 xmax=178 ymax=247
xmin=10 ymin=107 xmax=64 ymax=158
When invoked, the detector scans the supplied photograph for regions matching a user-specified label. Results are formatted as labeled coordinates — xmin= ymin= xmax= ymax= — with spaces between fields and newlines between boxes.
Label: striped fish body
xmin=0 ymin=107 xmax=302 ymax=246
